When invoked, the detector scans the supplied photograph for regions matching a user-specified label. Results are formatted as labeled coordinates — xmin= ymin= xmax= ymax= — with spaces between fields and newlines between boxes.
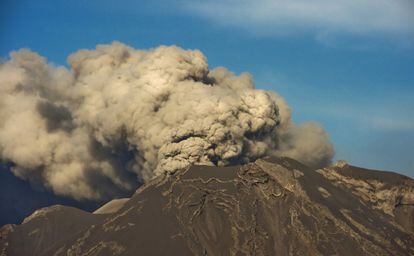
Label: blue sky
xmin=1 ymin=0 xmax=414 ymax=177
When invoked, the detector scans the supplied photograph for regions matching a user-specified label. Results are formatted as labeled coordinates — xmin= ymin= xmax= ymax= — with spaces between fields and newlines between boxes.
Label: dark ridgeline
xmin=0 ymin=163 xmax=102 ymax=226
xmin=1 ymin=157 xmax=413 ymax=255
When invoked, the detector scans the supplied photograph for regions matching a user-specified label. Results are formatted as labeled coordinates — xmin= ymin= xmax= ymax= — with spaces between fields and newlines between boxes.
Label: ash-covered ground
xmin=1 ymin=157 xmax=413 ymax=256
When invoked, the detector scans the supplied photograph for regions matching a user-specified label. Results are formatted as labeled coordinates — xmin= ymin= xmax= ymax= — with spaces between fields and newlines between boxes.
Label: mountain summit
xmin=1 ymin=157 xmax=413 ymax=255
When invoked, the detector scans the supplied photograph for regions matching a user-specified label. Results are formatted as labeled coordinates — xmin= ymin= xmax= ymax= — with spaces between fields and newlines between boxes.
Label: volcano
xmin=1 ymin=157 xmax=413 ymax=255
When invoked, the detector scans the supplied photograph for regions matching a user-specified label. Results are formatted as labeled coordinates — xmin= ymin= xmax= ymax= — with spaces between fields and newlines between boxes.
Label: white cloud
xmin=370 ymin=117 xmax=414 ymax=132
xmin=301 ymin=102 xmax=414 ymax=133
xmin=182 ymin=0 xmax=414 ymax=42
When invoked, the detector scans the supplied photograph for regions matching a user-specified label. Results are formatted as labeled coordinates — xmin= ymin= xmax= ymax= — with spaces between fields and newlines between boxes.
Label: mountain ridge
xmin=1 ymin=157 xmax=413 ymax=255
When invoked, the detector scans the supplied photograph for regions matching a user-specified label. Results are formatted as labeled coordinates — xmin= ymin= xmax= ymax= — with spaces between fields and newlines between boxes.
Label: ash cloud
xmin=0 ymin=42 xmax=334 ymax=200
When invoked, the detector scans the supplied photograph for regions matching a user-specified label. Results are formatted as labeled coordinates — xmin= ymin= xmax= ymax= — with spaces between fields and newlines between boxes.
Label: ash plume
xmin=0 ymin=42 xmax=334 ymax=200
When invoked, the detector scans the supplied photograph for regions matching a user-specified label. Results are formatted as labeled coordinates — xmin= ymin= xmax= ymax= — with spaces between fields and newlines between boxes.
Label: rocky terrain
xmin=1 ymin=157 xmax=413 ymax=255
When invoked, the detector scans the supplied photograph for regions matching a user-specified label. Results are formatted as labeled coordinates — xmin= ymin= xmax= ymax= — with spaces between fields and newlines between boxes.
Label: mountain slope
xmin=1 ymin=157 xmax=413 ymax=255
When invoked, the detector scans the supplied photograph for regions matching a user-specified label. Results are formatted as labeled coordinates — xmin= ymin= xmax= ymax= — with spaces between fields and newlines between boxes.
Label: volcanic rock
xmin=1 ymin=157 xmax=413 ymax=255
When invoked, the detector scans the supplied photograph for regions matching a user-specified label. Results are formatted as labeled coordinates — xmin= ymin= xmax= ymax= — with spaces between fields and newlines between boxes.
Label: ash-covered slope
xmin=1 ymin=157 xmax=414 ymax=256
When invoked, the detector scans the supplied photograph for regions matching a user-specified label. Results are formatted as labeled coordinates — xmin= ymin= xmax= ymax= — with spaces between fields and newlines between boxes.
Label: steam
xmin=0 ymin=42 xmax=334 ymax=200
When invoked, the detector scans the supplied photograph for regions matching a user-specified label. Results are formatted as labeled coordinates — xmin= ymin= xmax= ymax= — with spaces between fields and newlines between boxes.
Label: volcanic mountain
xmin=1 ymin=157 xmax=413 ymax=255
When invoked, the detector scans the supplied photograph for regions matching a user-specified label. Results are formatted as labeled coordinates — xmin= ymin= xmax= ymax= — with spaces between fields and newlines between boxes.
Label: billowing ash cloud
xmin=0 ymin=42 xmax=334 ymax=200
